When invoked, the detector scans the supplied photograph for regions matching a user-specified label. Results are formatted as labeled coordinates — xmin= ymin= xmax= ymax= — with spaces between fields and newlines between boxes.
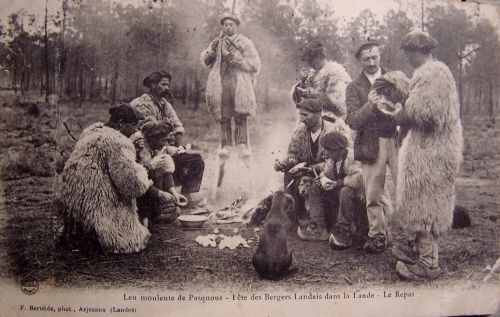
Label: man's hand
xmin=299 ymin=68 xmax=311 ymax=81
xmin=173 ymin=193 xmax=188 ymax=207
xmin=130 ymin=132 xmax=145 ymax=152
xmin=315 ymin=175 xmax=337 ymax=191
xmin=132 ymin=137 xmax=145 ymax=151
xmin=157 ymin=190 xmax=174 ymax=203
xmin=230 ymin=55 xmax=243 ymax=66
xmin=368 ymin=89 xmax=379 ymax=108
xmin=288 ymin=162 xmax=309 ymax=175
xmin=300 ymin=87 xmax=320 ymax=99
xmin=211 ymin=38 xmax=220 ymax=51
xmin=174 ymin=132 xmax=183 ymax=147
xmin=274 ymin=159 xmax=286 ymax=172
xmin=377 ymin=101 xmax=403 ymax=117
xmin=150 ymin=154 xmax=175 ymax=173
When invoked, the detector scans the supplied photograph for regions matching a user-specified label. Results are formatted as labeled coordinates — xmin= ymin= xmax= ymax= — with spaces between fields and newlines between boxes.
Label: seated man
xmin=56 ymin=104 xmax=175 ymax=254
xmin=135 ymin=120 xmax=187 ymax=225
xmin=319 ymin=132 xmax=366 ymax=249
xmin=274 ymin=99 xmax=351 ymax=240
xmin=131 ymin=71 xmax=206 ymax=206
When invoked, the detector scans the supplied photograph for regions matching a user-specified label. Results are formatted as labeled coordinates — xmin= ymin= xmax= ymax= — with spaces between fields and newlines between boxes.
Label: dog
xmin=452 ymin=204 xmax=472 ymax=229
xmin=252 ymin=191 xmax=295 ymax=280
xmin=298 ymin=175 xmax=315 ymax=222
xmin=298 ymin=175 xmax=315 ymax=197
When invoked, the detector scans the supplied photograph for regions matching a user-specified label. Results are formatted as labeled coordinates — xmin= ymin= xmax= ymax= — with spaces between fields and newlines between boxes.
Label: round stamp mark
xmin=20 ymin=277 xmax=39 ymax=295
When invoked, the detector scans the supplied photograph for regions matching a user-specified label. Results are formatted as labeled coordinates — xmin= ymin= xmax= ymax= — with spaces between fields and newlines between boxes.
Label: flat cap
xmin=143 ymin=71 xmax=172 ymax=88
xmin=301 ymin=41 xmax=326 ymax=61
xmin=400 ymin=30 xmax=438 ymax=51
xmin=354 ymin=40 xmax=379 ymax=59
xmin=220 ymin=13 xmax=240 ymax=25
xmin=372 ymin=71 xmax=410 ymax=103
xmin=320 ymin=131 xmax=349 ymax=152
xmin=296 ymin=98 xmax=322 ymax=113
xmin=109 ymin=103 xmax=144 ymax=123
xmin=141 ymin=120 xmax=174 ymax=139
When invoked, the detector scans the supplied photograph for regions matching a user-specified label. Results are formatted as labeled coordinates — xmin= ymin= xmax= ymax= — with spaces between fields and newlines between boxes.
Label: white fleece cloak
xmin=292 ymin=61 xmax=352 ymax=119
xmin=57 ymin=122 xmax=152 ymax=253
xmin=201 ymin=33 xmax=261 ymax=121
xmin=397 ymin=60 xmax=463 ymax=236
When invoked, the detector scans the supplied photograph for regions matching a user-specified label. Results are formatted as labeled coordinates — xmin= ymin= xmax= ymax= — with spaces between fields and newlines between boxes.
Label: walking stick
xmin=242 ymin=119 xmax=254 ymax=199
xmin=211 ymin=145 xmax=223 ymax=200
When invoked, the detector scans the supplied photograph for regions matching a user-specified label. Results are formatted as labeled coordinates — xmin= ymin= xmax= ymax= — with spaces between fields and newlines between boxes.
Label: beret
xmin=143 ymin=71 xmax=172 ymax=88
xmin=296 ymin=98 xmax=322 ymax=113
xmin=400 ymin=30 xmax=438 ymax=51
xmin=141 ymin=120 xmax=174 ymax=139
xmin=354 ymin=40 xmax=379 ymax=59
xmin=109 ymin=103 xmax=144 ymax=123
xmin=320 ymin=131 xmax=349 ymax=152
xmin=220 ymin=13 xmax=240 ymax=25
xmin=301 ymin=41 xmax=325 ymax=61
xmin=372 ymin=71 xmax=410 ymax=102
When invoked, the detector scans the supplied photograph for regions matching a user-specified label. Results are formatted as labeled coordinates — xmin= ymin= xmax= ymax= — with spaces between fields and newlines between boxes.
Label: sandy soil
xmin=0 ymin=93 xmax=498 ymax=291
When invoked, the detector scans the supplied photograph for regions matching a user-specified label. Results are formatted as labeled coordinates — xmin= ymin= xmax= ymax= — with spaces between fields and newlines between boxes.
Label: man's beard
xmin=159 ymin=89 xmax=171 ymax=98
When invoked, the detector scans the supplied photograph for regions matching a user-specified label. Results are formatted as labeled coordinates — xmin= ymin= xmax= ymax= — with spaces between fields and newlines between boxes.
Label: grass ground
xmin=0 ymin=91 xmax=498 ymax=292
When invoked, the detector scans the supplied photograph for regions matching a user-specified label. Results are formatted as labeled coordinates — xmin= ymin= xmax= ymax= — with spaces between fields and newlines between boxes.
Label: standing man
xmin=131 ymin=71 xmax=205 ymax=207
xmin=387 ymin=31 xmax=463 ymax=280
xmin=344 ymin=41 xmax=398 ymax=254
xmin=200 ymin=12 xmax=261 ymax=160
xmin=292 ymin=40 xmax=352 ymax=123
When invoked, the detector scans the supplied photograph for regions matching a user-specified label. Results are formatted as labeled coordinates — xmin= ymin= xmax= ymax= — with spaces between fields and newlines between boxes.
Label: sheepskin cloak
xmin=397 ymin=60 xmax=463 ymax=236
xmin=201 ymin=34 xmax=261 ymax=121
xmin=282 ymin=119 xmax=354 ymax=173
xmin=292 ymin=61 xmax=352 ymax=119
xmin=57 ymin=122 xmax=152 ymax=253
xmin=130 ymin=93 xmax=185 ymax=135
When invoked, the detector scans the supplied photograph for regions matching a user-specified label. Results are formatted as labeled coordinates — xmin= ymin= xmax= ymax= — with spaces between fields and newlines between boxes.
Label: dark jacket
xmin=345 ymin=69 xmax=397 ymax=164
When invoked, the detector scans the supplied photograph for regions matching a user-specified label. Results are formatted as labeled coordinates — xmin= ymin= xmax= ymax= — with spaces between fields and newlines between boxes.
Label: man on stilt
xmin=200 ymin=11 xmax=261 ymax=192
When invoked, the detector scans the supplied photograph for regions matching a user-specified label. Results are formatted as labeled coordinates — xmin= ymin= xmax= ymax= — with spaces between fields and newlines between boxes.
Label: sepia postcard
xmin=0 ymin=0 xmax=499 ymax=316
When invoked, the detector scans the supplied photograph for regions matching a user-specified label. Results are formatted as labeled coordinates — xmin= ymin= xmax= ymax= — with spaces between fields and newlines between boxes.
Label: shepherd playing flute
xmin=200 ymin=11 xmax=260 ymax=167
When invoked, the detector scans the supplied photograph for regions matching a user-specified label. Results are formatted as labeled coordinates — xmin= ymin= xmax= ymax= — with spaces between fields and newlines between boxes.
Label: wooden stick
xmin=343 ymin=276 xmax=353 ymax=285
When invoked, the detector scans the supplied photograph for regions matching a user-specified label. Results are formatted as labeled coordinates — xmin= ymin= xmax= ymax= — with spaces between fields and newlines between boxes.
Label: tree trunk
xmin=78 ymin=62 xmax=84 ymax=106
xmin=40 ymin=70 xmax=44 ymax=96
xmin=478 ymin=85 xmax=482 ymax=113
xmin=135 ymin=67 xmax=140 ymax=97
xmin=193 ymin=68 xmax=200 ymax=112
xmin=44 ymin=0 xmax=50 ymax=102
xmin=457 ymin=54 xmax=463 ymax=117
xmin=12 ymin=61 xmax=18 ymax=94
xmin=264 ymin=71 xmax=270 ymax=112
xmin=182 ymin=76 xmax=188 ymax=105
xmin=488 ymin=77 xmax=494 ymax=121
xmin=110 ymin=58 xmax=119 ymax=105
xmin=20 ymin=63 xmax=25 ymax=96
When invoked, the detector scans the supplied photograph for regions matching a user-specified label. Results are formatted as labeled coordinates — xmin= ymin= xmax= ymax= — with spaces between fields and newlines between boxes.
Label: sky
xmin=0 ymin=0 xmax=498 ymax=35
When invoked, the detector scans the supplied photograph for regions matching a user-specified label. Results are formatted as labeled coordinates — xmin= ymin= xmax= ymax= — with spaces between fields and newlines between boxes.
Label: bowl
xmin=178 ymin=215 xmax=209 ymax=228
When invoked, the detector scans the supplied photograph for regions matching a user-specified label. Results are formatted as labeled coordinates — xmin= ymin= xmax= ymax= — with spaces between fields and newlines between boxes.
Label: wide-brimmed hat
xmin=220 ymin=13 xmax=240 ymax=25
